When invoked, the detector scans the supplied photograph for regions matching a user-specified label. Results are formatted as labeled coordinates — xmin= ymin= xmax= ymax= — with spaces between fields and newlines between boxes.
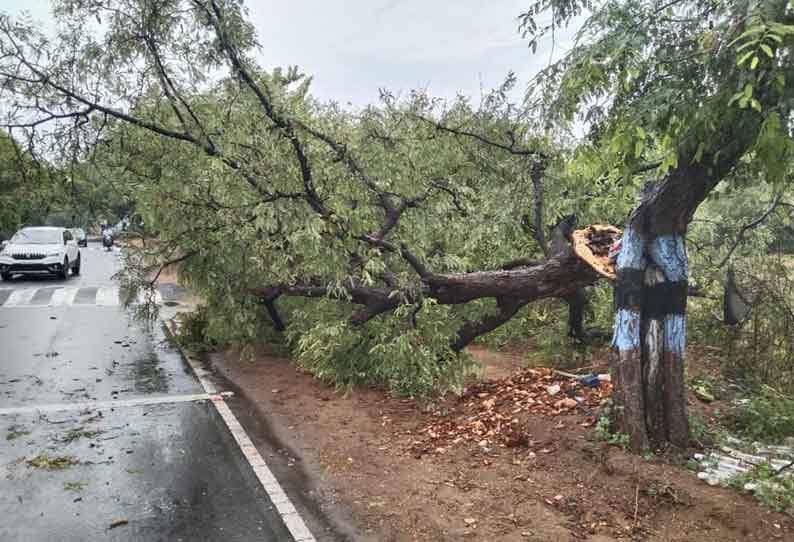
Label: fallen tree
xmin=251 ymin=224 xmax=619 ymax=352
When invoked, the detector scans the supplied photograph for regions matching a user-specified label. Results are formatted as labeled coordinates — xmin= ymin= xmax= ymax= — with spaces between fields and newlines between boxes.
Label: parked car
xmin=0 ymin=226 xmax=81 ymax=280
xmin=70 ymin=227 xmax=88 ymax=247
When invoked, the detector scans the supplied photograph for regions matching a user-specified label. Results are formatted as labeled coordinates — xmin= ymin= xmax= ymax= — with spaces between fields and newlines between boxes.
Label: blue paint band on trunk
xmin=648 ymin=235 xmax=687 ymax=282
xmin=663 ymin=315 xmax=686 ymax=355
xmin=612 ymin=308 xmax=641 ymax=351
xmin=616 ymin=226 xmax=645 ymax=270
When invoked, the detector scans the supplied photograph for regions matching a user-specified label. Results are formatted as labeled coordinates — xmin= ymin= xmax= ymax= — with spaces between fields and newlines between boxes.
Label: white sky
xmin=5 ymin=0 xmax=577 ymax=108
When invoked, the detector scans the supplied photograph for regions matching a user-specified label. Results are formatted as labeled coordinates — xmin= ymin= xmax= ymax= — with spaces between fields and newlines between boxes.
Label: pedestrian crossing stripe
xmin=0 ymin=286 xmax=162 ymax=308
xmin=3 ymin=288 xmax=37 ymax=307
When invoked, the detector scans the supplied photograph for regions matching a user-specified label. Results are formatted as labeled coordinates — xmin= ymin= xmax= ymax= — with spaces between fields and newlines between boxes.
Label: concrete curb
xmin=162 ymin=318 xmax=316 ymax=542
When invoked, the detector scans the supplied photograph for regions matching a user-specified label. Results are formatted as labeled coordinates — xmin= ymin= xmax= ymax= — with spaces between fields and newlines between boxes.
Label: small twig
xmin=632 ymin=484 xmax=640 ymax=528
xmin=38 ymin=414 xmax=76 ymax=425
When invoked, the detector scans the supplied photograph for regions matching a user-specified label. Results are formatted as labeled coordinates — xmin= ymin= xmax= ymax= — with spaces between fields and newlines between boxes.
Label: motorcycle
xmin=102 ymin=230 xmax=114 ymax=251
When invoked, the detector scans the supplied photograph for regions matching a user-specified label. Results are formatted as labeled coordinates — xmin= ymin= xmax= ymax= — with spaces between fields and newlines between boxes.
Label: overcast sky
xmin=6 ymin=0 xmax=576 ymax=108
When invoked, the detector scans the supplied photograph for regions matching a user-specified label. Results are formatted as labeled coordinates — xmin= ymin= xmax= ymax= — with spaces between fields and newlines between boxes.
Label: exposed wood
xmin=572 ymin=225 xmax=622 ymax=280
xmin=642 ymin=265 xmax=666 ymax=445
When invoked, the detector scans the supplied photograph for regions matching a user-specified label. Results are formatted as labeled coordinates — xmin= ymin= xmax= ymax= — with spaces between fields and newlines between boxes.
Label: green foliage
xmin=164 ymin=306 xmax=210 ymax=352
xmin=594 ymin=415 xmax=630 ymax=448
xmin=688 ymin=256 xmax=794 ymax=393
xmin=732 ymin=462 xmax=794 ymax=514
xmin=287 ymin=299 xmax=476 ymax=397
xmin=688 ymin=413 xmax=728 ymax=448
xmin=733 ymin=389 xmax=794 ymax=444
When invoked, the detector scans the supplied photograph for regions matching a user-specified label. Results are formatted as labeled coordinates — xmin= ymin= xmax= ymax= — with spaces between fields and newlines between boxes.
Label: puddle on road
xmin=129 ymin=351 xmax=169 ymax=394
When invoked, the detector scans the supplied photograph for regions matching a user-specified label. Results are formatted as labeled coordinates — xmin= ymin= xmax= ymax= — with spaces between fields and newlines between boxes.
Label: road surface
xmin=0 ymin=243 xmax=294 ymax=541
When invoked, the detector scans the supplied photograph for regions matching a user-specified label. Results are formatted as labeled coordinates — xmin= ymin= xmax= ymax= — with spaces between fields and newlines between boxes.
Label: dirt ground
xmin=207 ymin=346 xmax=794 ymax=542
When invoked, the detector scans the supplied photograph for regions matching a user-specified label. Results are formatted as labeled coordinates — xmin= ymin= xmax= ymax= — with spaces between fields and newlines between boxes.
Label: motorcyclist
xmin=102 ymin=225 xmax=114 ymax=251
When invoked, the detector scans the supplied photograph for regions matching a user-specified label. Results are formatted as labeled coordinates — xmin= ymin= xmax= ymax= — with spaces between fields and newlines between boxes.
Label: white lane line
xmin=50 ymin=286 xmax=80 ymax=306
xmin=0 ymin=392 xmax=232 ymax=416
xmin=3 ymin=288 xmax=37 ymax=307
xmin=168 ymin=322 xmax=316 ymax=542
xmin=96 ymin=285 xmax=120 ymax=306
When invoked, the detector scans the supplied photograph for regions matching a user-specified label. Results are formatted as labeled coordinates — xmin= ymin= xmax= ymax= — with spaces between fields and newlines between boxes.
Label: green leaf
xmin=694 ymin=142 xmax=705 ymax=163
xmin=737 ymin=50 xmax=755 ymax=66
xmin=750 ymin=56 xmax=759 ymax=70
xmin=734 ymin=40 xmax=758 ymax=52
xmin=760 ymin=43 xmax=774 ymax=58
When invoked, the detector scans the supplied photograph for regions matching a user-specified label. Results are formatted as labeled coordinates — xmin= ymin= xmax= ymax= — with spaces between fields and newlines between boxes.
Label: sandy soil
xmin=206 ymin=346 xmax=794 ymax=542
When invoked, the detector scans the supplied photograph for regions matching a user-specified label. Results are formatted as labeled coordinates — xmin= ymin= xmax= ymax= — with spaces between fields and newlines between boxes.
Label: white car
xmin=0 ymin=227 xmax=81 ymax=281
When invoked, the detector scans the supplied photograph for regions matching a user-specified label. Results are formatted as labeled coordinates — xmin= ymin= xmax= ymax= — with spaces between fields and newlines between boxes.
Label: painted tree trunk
xmin=612 ymin=227 xmax=689 ymax=450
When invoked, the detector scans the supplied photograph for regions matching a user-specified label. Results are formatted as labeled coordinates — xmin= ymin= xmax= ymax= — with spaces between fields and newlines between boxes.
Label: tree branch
xmin=718 ymin=195 xmax=781 ymax=268
xmin=451 ymin=297 xmax=529 ymax=352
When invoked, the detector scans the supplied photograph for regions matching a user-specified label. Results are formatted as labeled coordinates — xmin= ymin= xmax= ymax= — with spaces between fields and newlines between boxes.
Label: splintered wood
xmin=572 ymin=225 xmax=622 ymax=280
xmin=410 ymin=368 xmax=612 ymax=457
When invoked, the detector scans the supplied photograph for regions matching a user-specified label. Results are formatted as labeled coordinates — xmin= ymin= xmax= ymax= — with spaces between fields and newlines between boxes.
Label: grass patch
xmin=732 ymin=388 xmax=794 ymax=443
xmin=63 ymin=481 xmax=88 ymax=491
xmin=27 ymin=454 xmax=79 ymax=470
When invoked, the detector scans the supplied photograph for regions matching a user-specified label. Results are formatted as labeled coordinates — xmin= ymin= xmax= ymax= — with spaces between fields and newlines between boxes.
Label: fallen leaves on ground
xmin=410 ymin=368 xmax=611 ymax=456
xmin=58 ymin=427 xmax=104 ymax=444
xmin=26 ymin=454 xmax=79 ymax=469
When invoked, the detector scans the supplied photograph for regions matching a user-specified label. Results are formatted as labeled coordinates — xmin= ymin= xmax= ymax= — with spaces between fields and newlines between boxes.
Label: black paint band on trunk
xmin=614 ymin=268 xmax=644 ymax=310
xmin=644 ymin=280 xmax=688 ymax=318
xmin=615 ymin=270 xmax=687 ymax=317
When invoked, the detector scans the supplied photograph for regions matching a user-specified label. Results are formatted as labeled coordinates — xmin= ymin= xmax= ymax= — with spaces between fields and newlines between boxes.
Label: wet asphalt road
xmin=0 ymin=243 xmax=293 ymax=541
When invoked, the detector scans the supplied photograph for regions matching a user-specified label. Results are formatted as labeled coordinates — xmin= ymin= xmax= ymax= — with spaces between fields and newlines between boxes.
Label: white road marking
xmin=49 ymin=286 xmax=80 ymax=306
xmin=0 ymin=391 xmax=233 ymax=416
xmin=0 ymin=285 xmax=160 ymax=308
xmin=96 ymin=285 xmax=121 ymax=306
xmin=3 ymin=288 xmax=37 ymax=307
xmin=167 ymin=321 xmax=316 ymax=542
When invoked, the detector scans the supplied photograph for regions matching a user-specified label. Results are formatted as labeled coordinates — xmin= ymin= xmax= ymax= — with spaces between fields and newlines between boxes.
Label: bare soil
xmin=208 ymin=347 xmax=794 ymax=541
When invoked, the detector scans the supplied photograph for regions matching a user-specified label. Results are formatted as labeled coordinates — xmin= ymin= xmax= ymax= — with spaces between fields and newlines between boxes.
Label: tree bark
xmin=612 ymin=221 xmax=691 ymax=450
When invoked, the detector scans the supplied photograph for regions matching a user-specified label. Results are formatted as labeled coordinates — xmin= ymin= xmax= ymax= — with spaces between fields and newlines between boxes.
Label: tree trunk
xmin=612 ymin=227 xmax=689 ymax=450
xmin=565 ymin=289 xmax=588 ymax=339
